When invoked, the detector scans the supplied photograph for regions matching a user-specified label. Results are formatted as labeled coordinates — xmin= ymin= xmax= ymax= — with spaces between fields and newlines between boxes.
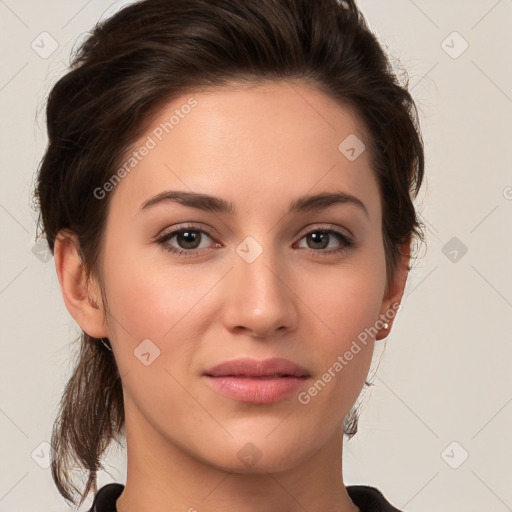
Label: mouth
xmin=202 ymin=358 xmax=310 ymax=404
xmin=203 ymin=357 xmax=310 ymax=378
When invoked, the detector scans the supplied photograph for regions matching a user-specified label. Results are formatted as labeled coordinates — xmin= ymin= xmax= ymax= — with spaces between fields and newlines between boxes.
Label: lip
xmin=204 ymin=357 xmax=310 ymax=378
xmin=203 ymin=358 xmax=310 ymax=404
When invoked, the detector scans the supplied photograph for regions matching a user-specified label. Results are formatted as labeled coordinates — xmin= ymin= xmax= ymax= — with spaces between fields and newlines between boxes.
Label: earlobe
xmin=376 ymin=238 xmax=411 ymax=341
xmin=53 ymin=230 xmax=108 ymax=339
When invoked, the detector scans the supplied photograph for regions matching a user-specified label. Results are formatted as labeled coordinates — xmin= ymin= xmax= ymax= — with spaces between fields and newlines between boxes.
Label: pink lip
xmin=203 ymin=358 xmax=310 ymax=404
xmin=204 ymin=357 xmax=310 ymax=378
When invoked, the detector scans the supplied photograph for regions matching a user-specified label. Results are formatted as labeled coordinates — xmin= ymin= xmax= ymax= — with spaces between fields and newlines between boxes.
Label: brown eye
xmin=156 ymin=225 xmax=217 ymax=257
xmin=296 ymin=228 xmax=355 ymax=256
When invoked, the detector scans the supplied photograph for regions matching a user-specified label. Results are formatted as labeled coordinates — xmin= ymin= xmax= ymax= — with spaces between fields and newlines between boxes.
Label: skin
xmin=54 ymin=81 xmax=409 ymax=512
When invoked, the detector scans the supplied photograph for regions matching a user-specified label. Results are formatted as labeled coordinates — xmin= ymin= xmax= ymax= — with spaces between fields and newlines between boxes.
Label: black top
xmin=88 ymin=482 xmax=404 ymax=511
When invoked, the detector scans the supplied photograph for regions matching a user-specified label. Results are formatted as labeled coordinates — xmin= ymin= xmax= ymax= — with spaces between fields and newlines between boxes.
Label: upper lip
xmin=203 ymin=357 xmax=310 ymax=378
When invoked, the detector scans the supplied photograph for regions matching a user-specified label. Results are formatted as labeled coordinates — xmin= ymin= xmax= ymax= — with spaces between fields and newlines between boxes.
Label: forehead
xmin=107 ymin=81 xmax=380 ymax=220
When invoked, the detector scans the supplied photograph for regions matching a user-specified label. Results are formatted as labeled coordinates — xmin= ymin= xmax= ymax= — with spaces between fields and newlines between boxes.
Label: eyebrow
xmin=139 ymin=189 xmax=369 ymax=218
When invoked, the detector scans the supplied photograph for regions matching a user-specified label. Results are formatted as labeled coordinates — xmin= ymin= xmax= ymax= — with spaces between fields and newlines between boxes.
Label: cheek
xmin=300 ymin=254 xmax=386 ymax=347
xmin=298 ymin=282 xmax=378 ymax=423
xmin=296 ymin=253 xmax=386 ymax=405
xmin=101 ymin=246 xmax=226 ymax=382
xmin=102 ymin=256 xmax=211 ymax=418
xmin=103 ymin=244 xmax=212 ymax=336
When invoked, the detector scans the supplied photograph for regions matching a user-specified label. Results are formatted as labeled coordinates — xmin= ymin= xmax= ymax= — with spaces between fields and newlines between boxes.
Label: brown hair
xmin=33 ymin=0 xmax=425 ymax=507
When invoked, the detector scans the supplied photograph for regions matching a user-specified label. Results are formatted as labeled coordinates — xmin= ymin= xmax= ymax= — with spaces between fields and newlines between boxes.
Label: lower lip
xmin=204 ymin=376 xmax=308 ymax=404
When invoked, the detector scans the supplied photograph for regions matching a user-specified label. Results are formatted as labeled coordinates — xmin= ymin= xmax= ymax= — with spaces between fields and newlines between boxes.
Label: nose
xmin=220 ymin=245 xmax=299 ymax=339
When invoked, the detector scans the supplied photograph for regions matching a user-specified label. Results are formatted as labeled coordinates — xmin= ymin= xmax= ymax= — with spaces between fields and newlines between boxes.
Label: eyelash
xmin=155 ymin=224 xmax=355 ymax=259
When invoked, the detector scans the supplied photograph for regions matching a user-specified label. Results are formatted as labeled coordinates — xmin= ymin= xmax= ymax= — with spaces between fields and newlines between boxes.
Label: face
xmin=94 ymin=81 xmax=402 ymax=473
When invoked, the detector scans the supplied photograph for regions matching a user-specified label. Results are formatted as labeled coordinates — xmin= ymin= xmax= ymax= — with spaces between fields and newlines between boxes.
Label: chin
xmin=194 ymin=433 xmax=312 ymax=474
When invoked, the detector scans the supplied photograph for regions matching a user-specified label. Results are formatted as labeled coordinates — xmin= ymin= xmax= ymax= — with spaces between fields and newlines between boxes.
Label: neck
xmin=115 ymin=405 xmax=359 ymax=512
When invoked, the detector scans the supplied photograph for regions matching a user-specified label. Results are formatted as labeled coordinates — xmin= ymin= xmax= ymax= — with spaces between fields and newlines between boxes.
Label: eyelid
xmin=154 ymin=222 xmax=219 ymax=241
xmin=296 ymin=222 xmax=354 ymax=240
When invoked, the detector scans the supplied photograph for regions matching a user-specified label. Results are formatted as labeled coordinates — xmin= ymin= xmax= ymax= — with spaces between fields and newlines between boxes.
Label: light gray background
xmin=1 ymin=1 xmax=511 ymax=511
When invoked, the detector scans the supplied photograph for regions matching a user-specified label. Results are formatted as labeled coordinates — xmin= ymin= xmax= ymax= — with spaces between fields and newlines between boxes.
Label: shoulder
xmin=87 ymin=483 xmax=125 ymax=512
xmin=346 ymin=485 xmax=404 ymax=512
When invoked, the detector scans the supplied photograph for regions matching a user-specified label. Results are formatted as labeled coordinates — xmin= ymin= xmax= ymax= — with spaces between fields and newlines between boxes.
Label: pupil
xmin=309 ymin=232 xmax=328 ymax=249
xmin=179 ymin=230 xmax=200 ymax=249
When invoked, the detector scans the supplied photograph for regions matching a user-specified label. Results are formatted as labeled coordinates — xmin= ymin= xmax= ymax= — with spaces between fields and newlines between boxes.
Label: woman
xmin=34 ymin=0 xmax=425 ymax=510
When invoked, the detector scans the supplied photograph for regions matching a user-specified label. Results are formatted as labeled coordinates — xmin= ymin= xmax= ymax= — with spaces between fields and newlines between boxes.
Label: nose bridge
xmin=222 ymin=235 xmax=297 ymax=337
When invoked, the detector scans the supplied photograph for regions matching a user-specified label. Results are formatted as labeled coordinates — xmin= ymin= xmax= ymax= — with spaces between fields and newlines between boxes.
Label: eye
xmin=295 ymin=227 xmax=355 ymax=256
xmin=155 ymin=224 xmax=355 ymax=258
xmin=156 ymin=225 xmax=218 ymax=257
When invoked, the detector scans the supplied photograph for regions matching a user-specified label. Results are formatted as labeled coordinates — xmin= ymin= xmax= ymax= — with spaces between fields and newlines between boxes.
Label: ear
xmin=53 ymin=230 xmax=108 ymax=339
xmin=375 ymin=237 xmax=411 ymax=341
